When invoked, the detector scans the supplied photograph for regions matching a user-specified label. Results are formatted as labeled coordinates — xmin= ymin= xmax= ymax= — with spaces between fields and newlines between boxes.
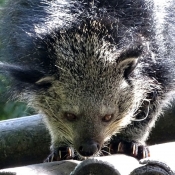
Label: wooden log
xmin=0 ymin=155 xmax=140 ymax=175
xmin=0 ymin=142 xmax=175 ymax=175
xmin=0 ymin=115 xmax=50 ymax=168
xmin=0 ymin=160 xmax=80 ymax=175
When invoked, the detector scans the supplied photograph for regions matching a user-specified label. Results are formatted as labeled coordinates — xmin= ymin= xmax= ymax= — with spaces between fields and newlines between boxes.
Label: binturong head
xmin=36 ymin=50 xmax=143 ymax=158
xmin=29 ymin=37 xmax=145 ymax=158
xmin=0 ymin=0 xmax=155 ymax=157
xmin=0 ymin=23 xmax=148 ymax=157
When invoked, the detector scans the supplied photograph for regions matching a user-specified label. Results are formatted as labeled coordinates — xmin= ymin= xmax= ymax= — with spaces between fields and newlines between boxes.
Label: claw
xmin=107 ymin=140 xmax=150 ymax=160
xmin=117 ymin=142 xmax=124 ymax=153
xmin=68 ymin=147 xmax=72 ymax=158
xmin=143 ymin=146 xmax=150 ymax=158
xmin=44 ymin=152 xmax=57 ymax=162
xmin=132 ymin=143 xmax=138 ymax=157
xmin=58 ymin=149 xmax=62 ymax=160
xmin=137 ymin=145 xmax=150 ymax=160
xmin=44 ymin=146 xmax=74 ymax=162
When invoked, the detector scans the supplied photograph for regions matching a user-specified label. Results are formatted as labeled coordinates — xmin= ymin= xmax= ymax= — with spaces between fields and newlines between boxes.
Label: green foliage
xmin=0 ymin=75 xmax=35 ymax=120
xmin=0 ymin=0 xmax=35 ymax=120
xmin=0 ymin=0 xmax=6 ymax=6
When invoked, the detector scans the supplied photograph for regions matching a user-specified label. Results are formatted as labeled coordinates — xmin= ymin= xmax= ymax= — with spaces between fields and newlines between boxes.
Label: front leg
xmin=106 ymin=139 xmax=150 ymax=160
xmin=104 ymin=96 xmax=162 ymax=160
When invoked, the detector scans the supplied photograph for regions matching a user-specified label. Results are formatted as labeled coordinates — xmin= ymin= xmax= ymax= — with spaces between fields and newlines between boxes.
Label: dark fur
xmin=1 ymin=0 xmax=175 ymax=158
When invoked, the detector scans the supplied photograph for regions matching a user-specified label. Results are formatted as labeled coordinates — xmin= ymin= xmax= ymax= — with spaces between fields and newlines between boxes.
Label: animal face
xmin=31 ymin=34 xmax=147 ymax=156
xmin=0 ymin=0 xmax=163 ymax=157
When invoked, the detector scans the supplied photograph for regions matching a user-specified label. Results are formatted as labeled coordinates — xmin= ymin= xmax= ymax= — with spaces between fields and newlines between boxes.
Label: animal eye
xmin=102 ymin=114 xmax=113 ymax=122
xmin=65 ymin=113 xmax=77 ymax=121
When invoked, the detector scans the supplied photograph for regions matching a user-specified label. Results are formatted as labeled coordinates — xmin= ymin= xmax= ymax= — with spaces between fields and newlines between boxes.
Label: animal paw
xmin=107 ymin=141 xmax=150 ymax=160
xmin=44 ymin=146 xmax=74 ymax=162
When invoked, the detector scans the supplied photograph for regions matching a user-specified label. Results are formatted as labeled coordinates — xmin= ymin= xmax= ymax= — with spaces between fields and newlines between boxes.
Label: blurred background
xmin=0 ymin=0 xmax=34 ymax=120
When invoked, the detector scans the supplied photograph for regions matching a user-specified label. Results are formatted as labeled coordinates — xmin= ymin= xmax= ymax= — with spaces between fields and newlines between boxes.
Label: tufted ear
xmin=117 ymin=45 xmax=142 ymax=81
xmin=0 ymin=62 xmax=45 ymax=85
xmin=118 ymin=57 xmax=138 ymax=82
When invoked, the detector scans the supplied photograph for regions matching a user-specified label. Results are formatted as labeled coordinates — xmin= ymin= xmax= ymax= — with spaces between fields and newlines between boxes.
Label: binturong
xmin=1 ymin=0 xmax=175 ymax=161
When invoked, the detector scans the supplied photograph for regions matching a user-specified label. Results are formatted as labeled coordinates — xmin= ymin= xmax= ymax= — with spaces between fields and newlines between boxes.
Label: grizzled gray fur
xmin=1 ymin=0 xmax=175 ymax=159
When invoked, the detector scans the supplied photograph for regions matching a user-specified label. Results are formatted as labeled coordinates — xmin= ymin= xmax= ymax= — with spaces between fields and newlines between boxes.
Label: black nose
xmin=78 ymin=141 xmax=100 ymax=157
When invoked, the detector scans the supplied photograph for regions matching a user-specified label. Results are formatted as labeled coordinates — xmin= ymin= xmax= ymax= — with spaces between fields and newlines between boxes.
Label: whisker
xmin=44 ymin=99 xmax=59 ymax=121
